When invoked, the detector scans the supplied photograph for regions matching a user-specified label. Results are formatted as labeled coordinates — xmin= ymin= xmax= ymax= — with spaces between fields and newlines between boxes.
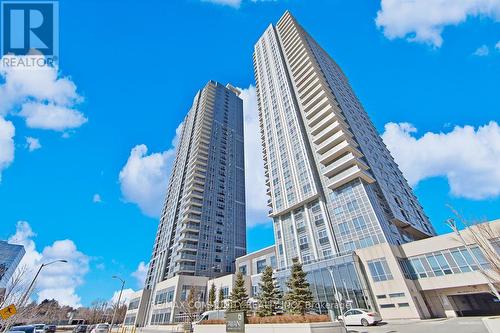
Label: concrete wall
xmin=355 ymin=220 xmax=500 ymax=319
xmin=355 ymin=243 xmax=431 ymax=320
xmin=207 ymin=274 xmax=252 ymax=305
xmin=235 ymin=246 xmax=276 ymax=276
xmin=194 ymin=323 xmax=346 ymax=333
xmin=124 ymin=290 xmax=147 ymax=327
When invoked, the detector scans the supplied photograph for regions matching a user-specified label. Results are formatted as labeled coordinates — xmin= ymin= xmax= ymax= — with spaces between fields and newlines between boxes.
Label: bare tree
xmin=180 ymin=286 xmax=204 ymax=324
xmin=0 ymin=266 xmax=41 ymax=330
xmin=447 ymin=205 xmax=500 ymax=300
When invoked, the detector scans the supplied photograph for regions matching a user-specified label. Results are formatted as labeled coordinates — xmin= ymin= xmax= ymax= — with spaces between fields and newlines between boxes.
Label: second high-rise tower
xmin=254 ymin=12 xmax=436 ymax=270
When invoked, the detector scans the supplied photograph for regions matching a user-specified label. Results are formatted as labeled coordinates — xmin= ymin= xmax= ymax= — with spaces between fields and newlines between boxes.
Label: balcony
xmin=316 ymin=129 xmax=350 ymax=154
xmin=319 ymin=140 xmax=362 ymax=166
xmin=327 ymin=165 xmax=375 ymax=190
xmin=175 ymin=252 xmax=198 ymax=262
xmin=310 ymin=111 xmax=342 ymax=136
xmin=311 ymin=121 xmax=342 ymax=146
xmin=179 ymin=242 xmax=198 ymax=251
xmin=322 ymin=152 xmax=367 ymax=178
xmin=179 ymin=232 xmax=199 ymax=242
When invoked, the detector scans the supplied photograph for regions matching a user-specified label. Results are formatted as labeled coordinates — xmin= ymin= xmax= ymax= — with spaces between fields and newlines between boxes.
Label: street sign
xmin=226 ymin=311 xmax=245 ymax=333
xmin=0 ymin=304 xmax=17 ymax=320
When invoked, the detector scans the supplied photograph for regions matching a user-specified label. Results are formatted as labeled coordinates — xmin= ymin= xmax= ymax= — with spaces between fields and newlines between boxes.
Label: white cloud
xmin=201 ymin=0 xmax=274 ymax=8
xmin=8 ymin=221 xmax=90 ymax=307
xmin=0 ymin=57 xmax=85 ymax=183
xmin=118 ymin=86 xmax=270 ymax=227
xmin=119 ymin=123 xmax=182 ymax=217
xmin=473 ymin=44 xmax=490 ymax=56
xmin=20 ymin=102 xmax=87 ymax=131
xmin=93 ymin=193 xmax=102 ymax=203
xmin=239 ymin=85 xmax=271 ymax=227
xmin=131 ymin=261 xmax=148 ymax=288
xmin=382 ymin=121 xmax=500 ymax=200
xmin=376 ymin=0 xmax=500 ymax=47
xmin=26 ymin=136 xmax=41 ymax=152
xmin=202 ymin=0 xmax=241 ymax=7
xmin=496 ymin=40 xmax=500 ymax=50
xmin=110 ymin=288 xmax=136 ymax=306
xmin=0 ymin=55 xmax=86 ymax=131
xmin=0 ymin=117 xmax=15 ymax=182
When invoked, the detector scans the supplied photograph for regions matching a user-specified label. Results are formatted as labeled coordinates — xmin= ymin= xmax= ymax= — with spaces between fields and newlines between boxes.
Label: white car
xmin=90 ymin=324 xmax=109 ymax=333
xmin=33 ymin=324 xmax=45 ymax=333
xmin=338 ymin=308 xmax=382 ymax=326
xmin=195 ymin=310 xmax=226 ymax=323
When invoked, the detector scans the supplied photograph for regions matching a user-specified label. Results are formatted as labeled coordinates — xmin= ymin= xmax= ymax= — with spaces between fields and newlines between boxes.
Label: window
xmin=338 ymin=222 xmax=349 ymax=235
xmin=389 ymin=292 xmax=405 ymax=298
xmin=380 ymin=304 xmax=396 ymax=308
xmin=221 ymin=287 xmax=229 ymax=298
xmin=451 ymin=249 xmax=471 ymax=272
xmin=239 ymin=265 xmax=247 ymax=275
xmin=470 ymin=247 xmax=490 ymax=269
xmin=376 ymin=295 xmax=387 ymax=299
xmin=270 ymin=255 xmax=277 ymax=268
xmin=359 ymin=236 xmax=374 ymax=248
xmin=299 ymin=236 xmax=309 ymax=250
xmin=343 ymin=241 xmax=355 ymax=252
xmin=368 ymin=258 xmax=393 ymax=282
xmin=398 ymin=303 xmax=410 ymax=307
xmin=426 ymin=255 xmax=444 ymax=276
xmin=346 ymin=200 xmax=359 ymax=212
xmin=352 ymin=216 xmax=366 ymax=230
xmin=434 ymin=253 xmax=452 ymax=274
xmin=256 ymin=259 xmax=267 ymax=274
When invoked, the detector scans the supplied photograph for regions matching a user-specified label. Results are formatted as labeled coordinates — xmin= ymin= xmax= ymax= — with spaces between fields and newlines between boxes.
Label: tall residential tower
xmin=139 ymin=81 xmax=246 ymax=324
xmin=254 ymin=12 xmax=436 ymax=270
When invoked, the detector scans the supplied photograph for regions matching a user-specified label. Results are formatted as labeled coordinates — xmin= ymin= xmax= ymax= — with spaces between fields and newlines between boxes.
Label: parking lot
xmin=345 ymin=317 xmax=488 ymax=333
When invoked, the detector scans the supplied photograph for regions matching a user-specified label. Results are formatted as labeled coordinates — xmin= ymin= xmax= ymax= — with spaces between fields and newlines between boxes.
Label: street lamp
xmin=110 ymin=275 xmax=125 ymax=333
xmin=18 ymin=259 xmax=68 ymax=307
xmin=446 ymin=219 xmax=500 ymax=301
xmin=327 ymin=267 xmax=347 ymax=331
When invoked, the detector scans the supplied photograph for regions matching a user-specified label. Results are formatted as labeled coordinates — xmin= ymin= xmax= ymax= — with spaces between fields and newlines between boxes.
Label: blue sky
xmin=0 ymin=0 xmax=499 ymax=307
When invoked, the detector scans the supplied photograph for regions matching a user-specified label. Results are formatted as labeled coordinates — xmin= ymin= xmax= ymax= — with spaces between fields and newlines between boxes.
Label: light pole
xmin=18 ymin=259 xmax=68 ymax=307
xmin=446 ymin=219 xmax=500 ymax=301
xmin=110 ymin=275 xmax=125 ymax=333
xmin=2 ymin=260 xmax=67 ymax=333
xmin=327 ymin=267 xmax=346 ymax=331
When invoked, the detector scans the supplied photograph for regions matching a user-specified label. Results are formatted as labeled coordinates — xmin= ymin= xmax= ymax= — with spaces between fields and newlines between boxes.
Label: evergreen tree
xmin=218 ymin=287 xmax=225 ymax=309
xmin=228 ymin=272 xmax=249 ymax=311
xmin=257 ymin=266 xmax=281 ymax=317
xmin=284 ymin=258 xmax=313 ymax=315
xmin=208 ymin=283 xmax=216 ymax=310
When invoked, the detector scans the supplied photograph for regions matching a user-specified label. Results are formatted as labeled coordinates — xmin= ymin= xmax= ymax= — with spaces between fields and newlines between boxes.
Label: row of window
xmin=380 ymin=303 xmax=409 ymax=309
xmin=398 ymin=245 xmax=490 ymax=280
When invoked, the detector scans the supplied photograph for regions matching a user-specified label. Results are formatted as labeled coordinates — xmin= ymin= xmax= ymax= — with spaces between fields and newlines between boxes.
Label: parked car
xmin=32 ymin=324 xmax=45 ymax=333
xmin=195 ymin=310 xmax=226 ymax=323
xmin=73 ymin=325 xmax=87 ymax=333
xmin=90 ymin=324 xmax=109 ymax=333
xmin=338 ymin=308 xmax=382 ymax=326
xmin=9 ymin=326 xmax=35 ymax=333
xmin=44 ymin=325 xmax=56 ymax=333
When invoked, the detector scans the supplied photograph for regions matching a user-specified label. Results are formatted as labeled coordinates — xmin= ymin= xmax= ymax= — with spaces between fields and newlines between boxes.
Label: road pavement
xmin=344 ymin=317 xmax=488 ymax=333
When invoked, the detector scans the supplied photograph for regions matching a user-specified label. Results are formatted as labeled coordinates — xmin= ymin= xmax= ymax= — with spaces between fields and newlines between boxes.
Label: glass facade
xmin=398 ymin=245 xmax=491 ymax=280
xmin=0 ymin=240 xmax=25 ymax=289
xmin=275 ymin=254 xmax=374 ymax=316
